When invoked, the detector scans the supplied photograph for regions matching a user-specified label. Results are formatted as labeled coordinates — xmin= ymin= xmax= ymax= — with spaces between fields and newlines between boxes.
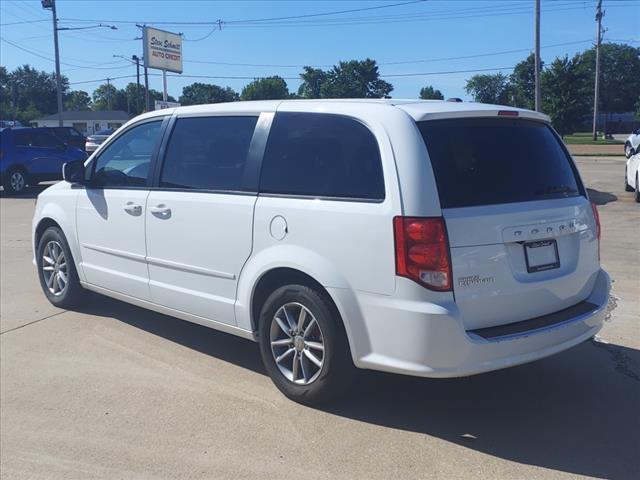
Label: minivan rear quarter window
xmin=418 ymin=118 xmax=583 ymax=208
xmin=260 ymin=112 xmax=384 ymax=200
xmin=160 ymin=116 xmax=258 ymax=192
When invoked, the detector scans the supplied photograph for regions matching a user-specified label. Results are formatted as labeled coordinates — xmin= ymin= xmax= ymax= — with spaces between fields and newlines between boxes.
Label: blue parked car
xmin=0 ymin=127 xmax=87 ymax=195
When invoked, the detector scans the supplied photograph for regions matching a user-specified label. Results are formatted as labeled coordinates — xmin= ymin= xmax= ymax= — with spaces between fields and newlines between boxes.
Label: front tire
xmin=36 ymin=226 xmax=85 ymax=308
xmin=258 ymin=284 xmax=355 ymax=405
xmin=2 ymin=168 xmax=27 ymax=195
xmin=635 ymin=173 xmax=640 ymax=203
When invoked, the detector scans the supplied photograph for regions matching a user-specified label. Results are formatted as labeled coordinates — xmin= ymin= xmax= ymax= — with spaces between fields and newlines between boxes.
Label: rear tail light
xmin=393 ymin=216 xmax=452 ymax=291
xmin=497 ymin=110 xmax=519 ymax=117
xmin=591 ymin=201 xmax=601 ymax=260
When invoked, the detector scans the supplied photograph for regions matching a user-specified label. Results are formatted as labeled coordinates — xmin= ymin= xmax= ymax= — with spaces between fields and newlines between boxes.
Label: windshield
xmin=417 ymin=118 xmax=583 ymax=209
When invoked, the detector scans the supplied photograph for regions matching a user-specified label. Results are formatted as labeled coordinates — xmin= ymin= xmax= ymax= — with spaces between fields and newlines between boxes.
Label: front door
xmin=145 ymin=115 xmax=259 ymax=325
xmin=76 ymin=119 xmax=164 ymax=301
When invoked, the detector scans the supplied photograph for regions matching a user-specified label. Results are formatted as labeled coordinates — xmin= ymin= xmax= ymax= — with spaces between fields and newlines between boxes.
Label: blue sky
xmin=1 ymin=0 xmax=638 ymax=101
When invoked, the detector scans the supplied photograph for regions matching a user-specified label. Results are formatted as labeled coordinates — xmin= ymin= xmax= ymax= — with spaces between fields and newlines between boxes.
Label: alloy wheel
xmin=41 ymin=240 xmax=68 ymax=296
xmin=10 ymin=171 xmax=25 ymax=192
xmin=270 ymin=302 xmax=325 ymax=385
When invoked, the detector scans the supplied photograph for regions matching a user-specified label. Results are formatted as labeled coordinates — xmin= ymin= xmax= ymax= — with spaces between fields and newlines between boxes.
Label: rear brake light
xmin=591 ymin=202 xmax=601 ymax=260
xmin=393 ymin=216 xmax=452 ymax=291
xmin=497 ymin=110 xmax=519 ymax=117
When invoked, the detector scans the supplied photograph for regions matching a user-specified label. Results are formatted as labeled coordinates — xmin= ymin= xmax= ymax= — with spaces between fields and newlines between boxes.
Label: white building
xmin=34 ymin=110 xmax=131 ymax=135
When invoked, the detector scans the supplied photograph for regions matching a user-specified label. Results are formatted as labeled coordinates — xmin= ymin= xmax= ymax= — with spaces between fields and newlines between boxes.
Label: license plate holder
xmin=524 ymin=239 xmax=560 ymax=273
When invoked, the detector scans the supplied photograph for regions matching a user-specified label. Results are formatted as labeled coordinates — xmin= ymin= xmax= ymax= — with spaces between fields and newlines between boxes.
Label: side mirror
xmin=63 ymin=160 xmax=86 ymax=184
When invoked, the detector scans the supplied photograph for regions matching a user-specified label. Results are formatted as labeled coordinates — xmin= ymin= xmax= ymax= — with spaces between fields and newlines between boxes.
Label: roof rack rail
xmin=446 ymin=98 xmax=463 ymax=103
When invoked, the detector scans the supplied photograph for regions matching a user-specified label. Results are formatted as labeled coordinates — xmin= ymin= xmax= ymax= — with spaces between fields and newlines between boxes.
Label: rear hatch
xmin=418 ymin=116 xmax=599 ymax=330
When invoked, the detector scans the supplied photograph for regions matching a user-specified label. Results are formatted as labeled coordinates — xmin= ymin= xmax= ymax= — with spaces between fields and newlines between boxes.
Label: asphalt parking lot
xmin=1 ymin=156 xmax=638 ymax=480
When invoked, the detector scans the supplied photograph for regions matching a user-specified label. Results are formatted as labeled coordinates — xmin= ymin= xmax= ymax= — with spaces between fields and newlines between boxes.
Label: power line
xmin=0 ymin=36 xmax=135 ymax=70
xmin=58 ymin=0 xmax=427 ymax=26
xmin=381 ymin=66 xmax=517 ymax=78
xmin=55 ymin=1 xmax=578 ymax=27
xmin=69 ymin=74 xmax=138 ymax=85
xmin=223 ymin=0 xmax=427 ymax=24
xmin=67 ymin=65 xmax=526 ymax=87
xmin=0 ymin=18 xmax=49 ymax=26
xmin=183 ymin=39 xmax=593 ymax=69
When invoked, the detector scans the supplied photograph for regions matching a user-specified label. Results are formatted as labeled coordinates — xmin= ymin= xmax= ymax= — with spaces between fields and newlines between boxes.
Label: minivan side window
xmin=159 ymin=116 xmax=258 ymax=192
xmin=259 ymin=112 xmax=385 ymax=200
xmin=91 ymin=120 xmax=163 ymax=188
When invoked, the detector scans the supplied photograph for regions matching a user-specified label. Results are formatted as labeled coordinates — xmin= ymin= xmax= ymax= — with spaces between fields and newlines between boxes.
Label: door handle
xmin=149 ymin=204 xmax=171 ymax=218
xmin=123 ymin=202 xmax=142 ymax=215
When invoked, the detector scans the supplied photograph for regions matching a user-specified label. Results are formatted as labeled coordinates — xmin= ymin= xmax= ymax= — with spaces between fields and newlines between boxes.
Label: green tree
xmin=510 ymin=53 xmax=543 ymax=110
xmin=419 ymin=85 xmax=444 ymax=100
xmin=92 ymin=83 xmax=127 ymax=111
xmin=64 ymin=90 xmax=92 ymax=111
xmin=241 ymin=76 xmax=290 ymax=101
xmin=0 ymin=67 xmax=10 ymax=118
xmin=464 ymin=72 xmax=512 ymax=105
xmin=0 ymin=65 xmax=69 ymax=123
xmin=297 ymin=67 xmax=328 ymax=99
xmin=541 ymin=54 xmax=591 ymax=136
xmin=320 ymin=59 xmax=392 ymax=98
xmin=122 ymin=83 xmax=144 ymax=115
xmin=582 ymin=43 xmax=640 ymax=113
xmin=179 ymin=82 xmax=239 ymax=105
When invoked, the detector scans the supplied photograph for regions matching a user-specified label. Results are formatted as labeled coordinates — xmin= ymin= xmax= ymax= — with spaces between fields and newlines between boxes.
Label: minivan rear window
xmin=417 ymin=118 xmax=583 ymax=208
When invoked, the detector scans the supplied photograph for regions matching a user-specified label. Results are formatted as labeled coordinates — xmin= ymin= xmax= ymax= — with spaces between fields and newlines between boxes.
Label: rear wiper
xmin=535 ymin=185 xmax=578 ymax=196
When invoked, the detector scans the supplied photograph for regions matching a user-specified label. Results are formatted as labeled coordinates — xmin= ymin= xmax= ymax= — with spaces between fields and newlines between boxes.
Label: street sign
xmin=154 ymin=100 xmax=181 ymax=110
xmin=143 ymin=27 xmax=183 ymax=74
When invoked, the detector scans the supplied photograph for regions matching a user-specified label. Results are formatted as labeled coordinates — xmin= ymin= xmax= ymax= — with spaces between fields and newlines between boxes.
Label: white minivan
xmin=32 ymin=99 xmax=611 ymax=404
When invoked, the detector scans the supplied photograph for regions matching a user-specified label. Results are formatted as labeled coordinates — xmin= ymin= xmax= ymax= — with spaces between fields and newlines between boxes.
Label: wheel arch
xmin=250 ymin=267 xmax=333 ymax=334
xmin=247 ymin=265 xmax=366 ymax=368
xmin=33 ymin=193 xmax=84 ymax=281
xmin=34 ymin=217 xmax=62 ymax=249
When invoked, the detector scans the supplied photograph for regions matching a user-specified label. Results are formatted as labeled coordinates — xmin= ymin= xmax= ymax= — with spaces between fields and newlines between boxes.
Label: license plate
xmin=524 ymin=239 xmax=560 ymax=273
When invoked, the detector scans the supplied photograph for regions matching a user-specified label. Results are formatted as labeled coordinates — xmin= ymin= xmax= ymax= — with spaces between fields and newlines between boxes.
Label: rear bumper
xmin=330 ymin=268 xmax=610 ymax=378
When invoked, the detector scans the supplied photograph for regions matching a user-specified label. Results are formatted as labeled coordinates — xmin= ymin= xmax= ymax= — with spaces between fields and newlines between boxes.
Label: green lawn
xmin=562 ymin=133 xmax=624 ymax=145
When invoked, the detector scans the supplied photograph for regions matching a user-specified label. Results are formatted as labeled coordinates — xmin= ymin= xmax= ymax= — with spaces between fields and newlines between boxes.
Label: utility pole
xmin=106 ymin=77 xmax=112 ymax=110
xmin=534 ymin=0 xmax=541 ymax=112
xmin=144 ymin=62 xmax=150 ymax=111
xmin=132 ymin=55 xmax=141 ymax=114
xmin=162 ymin=70 xmax=168 ymax=102
xmin=42 ymin=0 xmax=63 ymax=126
xmin=592 ymin=0 xmax=604 ymax=141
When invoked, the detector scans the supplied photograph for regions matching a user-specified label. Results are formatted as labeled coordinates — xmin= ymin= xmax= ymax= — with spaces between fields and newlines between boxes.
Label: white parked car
xmin=84 ymin=128 xmax=115 ymax=153
xmin=32 ymin=100 xmax=610 ymax=404
xmin=625 ymin=151 xmax=640 ymax=202
xmin=625 ymin=128 xmax=640 ymax=159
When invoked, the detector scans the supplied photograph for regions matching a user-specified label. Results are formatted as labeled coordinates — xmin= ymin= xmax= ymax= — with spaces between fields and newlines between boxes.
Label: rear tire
xmin=258 ymin=284 xmax=355 ymax=405
xmin=635 ymin=173 xmax=640 ymax=203
xmin=2 ymin=168 xmax=28 ymax=195
xmin=36 ymin=226 xmax=85 ymax=308
xmin=625 ymin=168 xmax=634 ymax=192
